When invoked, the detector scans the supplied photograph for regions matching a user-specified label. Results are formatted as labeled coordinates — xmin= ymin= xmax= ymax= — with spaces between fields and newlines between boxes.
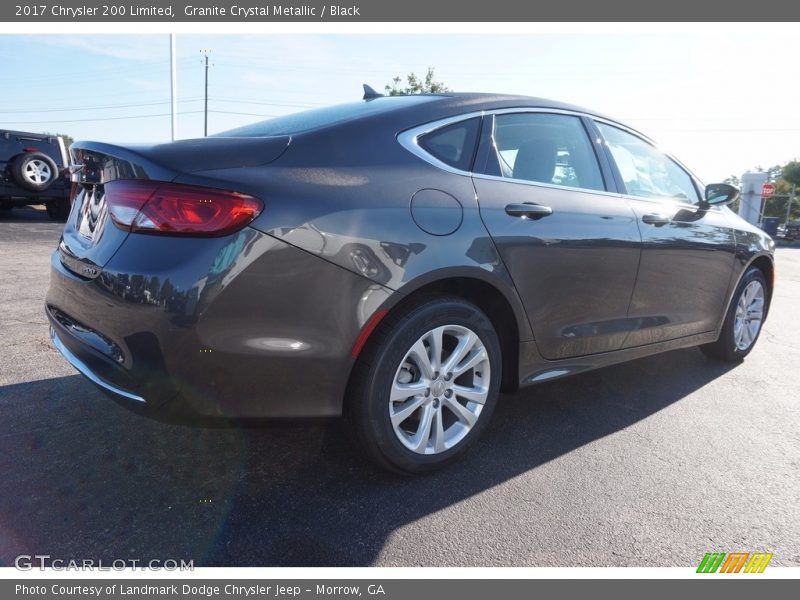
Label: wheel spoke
xmin=390 ymin=395 xmax=427 ymax=427
xmin=452 ymin=348 xmax=488 ymax=378
xmin=441 ymin=331 xmax=477 ymax=374
xmin=425 ymin=326 xmax=445 ymax=372
xmin=444 ymin=397 xmax=478 ymax=427
xmin=390 ymin=380 xmax=428 ymax=402
xmin=409 ymin=404 xmax=434 ymax=452
xmin=430 ymin=407 xmax=446 ymax=453
xmin=451 ymin=384 xmax=488 ymax=405
xmin=741 ymin=321 xmax=752 ymax=347
xmin=408 ymin=339 xmax=435 ymax=379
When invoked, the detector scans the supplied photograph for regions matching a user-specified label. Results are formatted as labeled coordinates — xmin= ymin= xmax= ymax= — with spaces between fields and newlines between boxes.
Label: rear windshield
xmin=217 ymin=96 xmax=441 ymax=137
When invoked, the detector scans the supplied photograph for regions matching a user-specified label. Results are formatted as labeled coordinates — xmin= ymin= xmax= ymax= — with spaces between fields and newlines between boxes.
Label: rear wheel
xmin=11 ymin=152 xmax=58 ymax=192
xmin=346 ymin=296 xmax=501 ymax=474
xmin=701 ymin=266 xmax=768 ymax=362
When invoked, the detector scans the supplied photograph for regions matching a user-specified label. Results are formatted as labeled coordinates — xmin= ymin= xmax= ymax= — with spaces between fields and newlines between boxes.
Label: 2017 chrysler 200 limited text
xmin=47 ymin=91 xmax=775 ymax=473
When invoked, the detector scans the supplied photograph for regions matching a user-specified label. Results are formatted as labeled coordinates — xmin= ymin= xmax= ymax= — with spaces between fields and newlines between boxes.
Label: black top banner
xmin=3 ymin=1 xmax=800 ymax=22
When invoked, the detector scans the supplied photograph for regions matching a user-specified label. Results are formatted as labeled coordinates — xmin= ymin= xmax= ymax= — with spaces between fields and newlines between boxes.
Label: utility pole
xmin=169 ymin=34 xmax=177 ymax=141
xmin=201 ymin=49 xmax=211 ymax=137
xmin=786 ymin=184 xmax=797 ymax=226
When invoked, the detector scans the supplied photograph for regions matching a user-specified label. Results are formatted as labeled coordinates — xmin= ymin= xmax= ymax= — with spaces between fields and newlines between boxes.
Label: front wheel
xmin=346 ymin=297 xmax=501 ymax=474
xmin=701 ymin=266 xmax=768 ymax=362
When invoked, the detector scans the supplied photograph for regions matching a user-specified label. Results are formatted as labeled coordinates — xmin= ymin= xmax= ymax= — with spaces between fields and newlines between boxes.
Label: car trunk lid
xmin=59 ymin=136 xmax=290 ymax=278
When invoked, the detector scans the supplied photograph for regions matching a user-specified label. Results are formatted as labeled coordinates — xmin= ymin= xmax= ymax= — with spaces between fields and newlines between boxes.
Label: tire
xmin=46 ymin=198 xmax=71 ymax=221
xmin=701 ymin=266 xmax=768 ymax=362
xmin=11 ymin=152 xmax=58 ymax=192
xmin=346 ymin=296 xmax=502 ymax=474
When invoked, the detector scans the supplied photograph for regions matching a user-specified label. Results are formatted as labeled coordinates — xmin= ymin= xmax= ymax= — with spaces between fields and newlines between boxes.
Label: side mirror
xmin=703 ymin=183 xmax=739 ymax=207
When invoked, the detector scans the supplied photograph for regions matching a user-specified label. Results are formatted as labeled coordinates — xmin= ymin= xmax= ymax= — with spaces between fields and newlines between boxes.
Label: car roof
xmin=218 ymin=92 xmax=618 ymax=139
xmin=409 ymin=92 xmax=601 ymax=114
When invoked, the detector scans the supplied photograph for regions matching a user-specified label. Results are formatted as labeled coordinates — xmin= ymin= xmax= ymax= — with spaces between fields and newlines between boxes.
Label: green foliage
xmin=44 ymin=131 xmax=74 ymax=148
xmin=385 ymin=67 xmax=450 ymax=96
xmin=783 ymin=161 xmax=800 ymax=187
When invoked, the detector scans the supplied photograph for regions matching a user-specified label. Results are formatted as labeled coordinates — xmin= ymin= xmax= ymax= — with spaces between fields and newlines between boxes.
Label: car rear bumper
xmin=46 ymin=227 xmax=395 ymax=421
xmin=50 ymin=325 xmax=146 ymax=404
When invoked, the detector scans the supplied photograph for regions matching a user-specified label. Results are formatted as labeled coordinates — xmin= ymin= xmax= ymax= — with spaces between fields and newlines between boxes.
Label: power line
xmin=2 ymin=111 xmax=203 ymax=125
xmin=0 ymin=98 xmax=204 ymax=114
xmin=1 ymin=108 xmax=280 ymax=125
xmin=208 ymin=110 xmax=278 ymax=118
xmin=0 ymin=58 xmax=195 ymax=86
xmin=209 ymin=97 xmax=320 ymax=109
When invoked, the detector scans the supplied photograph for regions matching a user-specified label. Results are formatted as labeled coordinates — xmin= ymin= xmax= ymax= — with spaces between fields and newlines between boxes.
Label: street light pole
xmin=202 ymin=50 xmax=210 ymax=137
xmin=169 ymin=34 xmax=177 ymax=141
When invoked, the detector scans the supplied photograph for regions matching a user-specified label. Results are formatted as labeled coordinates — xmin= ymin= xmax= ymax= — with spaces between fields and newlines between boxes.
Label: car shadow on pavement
xmin=0 ymin=348 xmax=737 ymax=567
xmin=0 ymin=206 xmax=54 ymax=223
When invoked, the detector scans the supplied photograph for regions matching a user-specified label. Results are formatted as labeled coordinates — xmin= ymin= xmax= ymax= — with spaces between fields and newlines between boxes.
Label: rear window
xmin=216 ymin=96 xmax=440 ymax=137
xmin=418 ymin=118 xmax=481 ymax=172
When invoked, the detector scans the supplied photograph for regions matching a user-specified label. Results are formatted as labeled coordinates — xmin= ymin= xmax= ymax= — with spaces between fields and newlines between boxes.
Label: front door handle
xmin=505 ymin=203 xmax=553 ymax=220
xmin=641 ymin=213 xmax=671 ymax=226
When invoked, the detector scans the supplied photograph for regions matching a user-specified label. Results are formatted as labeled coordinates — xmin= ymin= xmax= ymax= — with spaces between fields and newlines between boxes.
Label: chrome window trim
xmin=397 ymin=110 xmax=487 ymax=177
xmin=397 ymin=106 xmax=710 ymax=205
xmin=50 ymin=327 xmax=146 ymax=404
xmin=398 ymin=107 xmax=624 ymax=199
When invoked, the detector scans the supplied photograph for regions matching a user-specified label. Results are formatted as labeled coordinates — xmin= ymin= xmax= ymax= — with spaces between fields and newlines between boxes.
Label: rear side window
xmin=418 ymin=118 xmax=481 ymax=172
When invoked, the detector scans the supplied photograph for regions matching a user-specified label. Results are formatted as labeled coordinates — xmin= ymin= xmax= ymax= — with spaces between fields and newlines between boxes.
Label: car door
xmin=593 ymin=120 xmax=737 ymax=347
xmin=472 ymin=111 xmax=642 ymax=360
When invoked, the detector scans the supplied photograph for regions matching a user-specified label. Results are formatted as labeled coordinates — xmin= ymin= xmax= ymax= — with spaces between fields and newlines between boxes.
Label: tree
xmin=783 ymin=161 xmax=800 ymax=187
xmin=385 ymin=67 xmax=450 ymax=96
xmin=44 ymin=131 xmax=74 ymax=147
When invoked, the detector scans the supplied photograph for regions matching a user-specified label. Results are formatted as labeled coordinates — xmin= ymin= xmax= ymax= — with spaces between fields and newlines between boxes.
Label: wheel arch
xmin=365 ymin=271 xmax=531 ymax=393
xmin=749 ymin=254 xmax=774 ymax=301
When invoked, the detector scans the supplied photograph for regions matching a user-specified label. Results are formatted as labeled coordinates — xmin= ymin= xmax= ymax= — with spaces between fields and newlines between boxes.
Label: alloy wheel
xmin=733 ymin=280 xmax=765 ymax=351
xmin=23 ymin=159 xmax=52 ymax=185
xmin=389 ymin=324 xmax=490 ymax=455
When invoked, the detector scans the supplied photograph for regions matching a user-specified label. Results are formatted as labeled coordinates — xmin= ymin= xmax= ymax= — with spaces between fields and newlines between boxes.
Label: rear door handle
xmin=641 ymin=213 xmax=671 ymax=226
xmin=505 ymin=203 xmax=553 ymax=220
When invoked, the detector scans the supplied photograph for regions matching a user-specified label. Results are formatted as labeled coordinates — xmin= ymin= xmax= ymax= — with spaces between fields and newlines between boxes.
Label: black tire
xmin=46 ymin=198 xmax=71 ymax=221
xmin=11 ymin=152 xmax=59 ymax=192
xmin=701 ymin=266 xmax=769 ymax=362
xmin=346 ymin=296 xmax=502 ymax=474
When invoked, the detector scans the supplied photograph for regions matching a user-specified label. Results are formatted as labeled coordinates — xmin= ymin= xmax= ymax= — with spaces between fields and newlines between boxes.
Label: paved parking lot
xmin=1 ymin=206 xmax=799 ymax=567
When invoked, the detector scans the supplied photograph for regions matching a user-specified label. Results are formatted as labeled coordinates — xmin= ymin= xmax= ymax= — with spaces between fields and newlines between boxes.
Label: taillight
xmin=104 ymin=180 xmax=263 ymax=237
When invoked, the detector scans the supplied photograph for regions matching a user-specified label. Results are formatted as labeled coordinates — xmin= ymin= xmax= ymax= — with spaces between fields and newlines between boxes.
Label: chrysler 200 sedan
xmin=47 ymin=91 xmax=774 ymax=473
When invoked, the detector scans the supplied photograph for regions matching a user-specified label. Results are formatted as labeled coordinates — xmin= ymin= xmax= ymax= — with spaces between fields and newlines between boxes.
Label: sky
xmin=0 ymin=32 xmax=798 ymax=183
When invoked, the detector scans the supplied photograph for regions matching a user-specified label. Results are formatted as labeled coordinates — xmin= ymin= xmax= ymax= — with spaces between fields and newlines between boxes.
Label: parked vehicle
xmin=46 ymin=92 xmax=775 ymax=473
xmin=783 ymin=220 xmax=800 ymax=241
xmin=1 ymin=129 xmax=71 ymax=220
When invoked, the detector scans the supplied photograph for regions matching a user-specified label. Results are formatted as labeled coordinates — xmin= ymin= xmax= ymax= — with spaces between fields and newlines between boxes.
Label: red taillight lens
xmin=104 ymin=180 xmax=263 ymax=237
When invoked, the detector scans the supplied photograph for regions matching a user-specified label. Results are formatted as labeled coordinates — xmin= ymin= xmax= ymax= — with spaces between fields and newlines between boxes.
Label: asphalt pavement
xmin=1 ymin=206 xmax=798 ymax=567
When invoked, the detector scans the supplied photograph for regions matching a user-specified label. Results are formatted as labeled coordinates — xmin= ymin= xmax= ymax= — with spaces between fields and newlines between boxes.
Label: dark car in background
xmin=1 ymin=129 xmax=71 ymax=220
xmin=46 ymin=92 xmax=775 ymax=473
